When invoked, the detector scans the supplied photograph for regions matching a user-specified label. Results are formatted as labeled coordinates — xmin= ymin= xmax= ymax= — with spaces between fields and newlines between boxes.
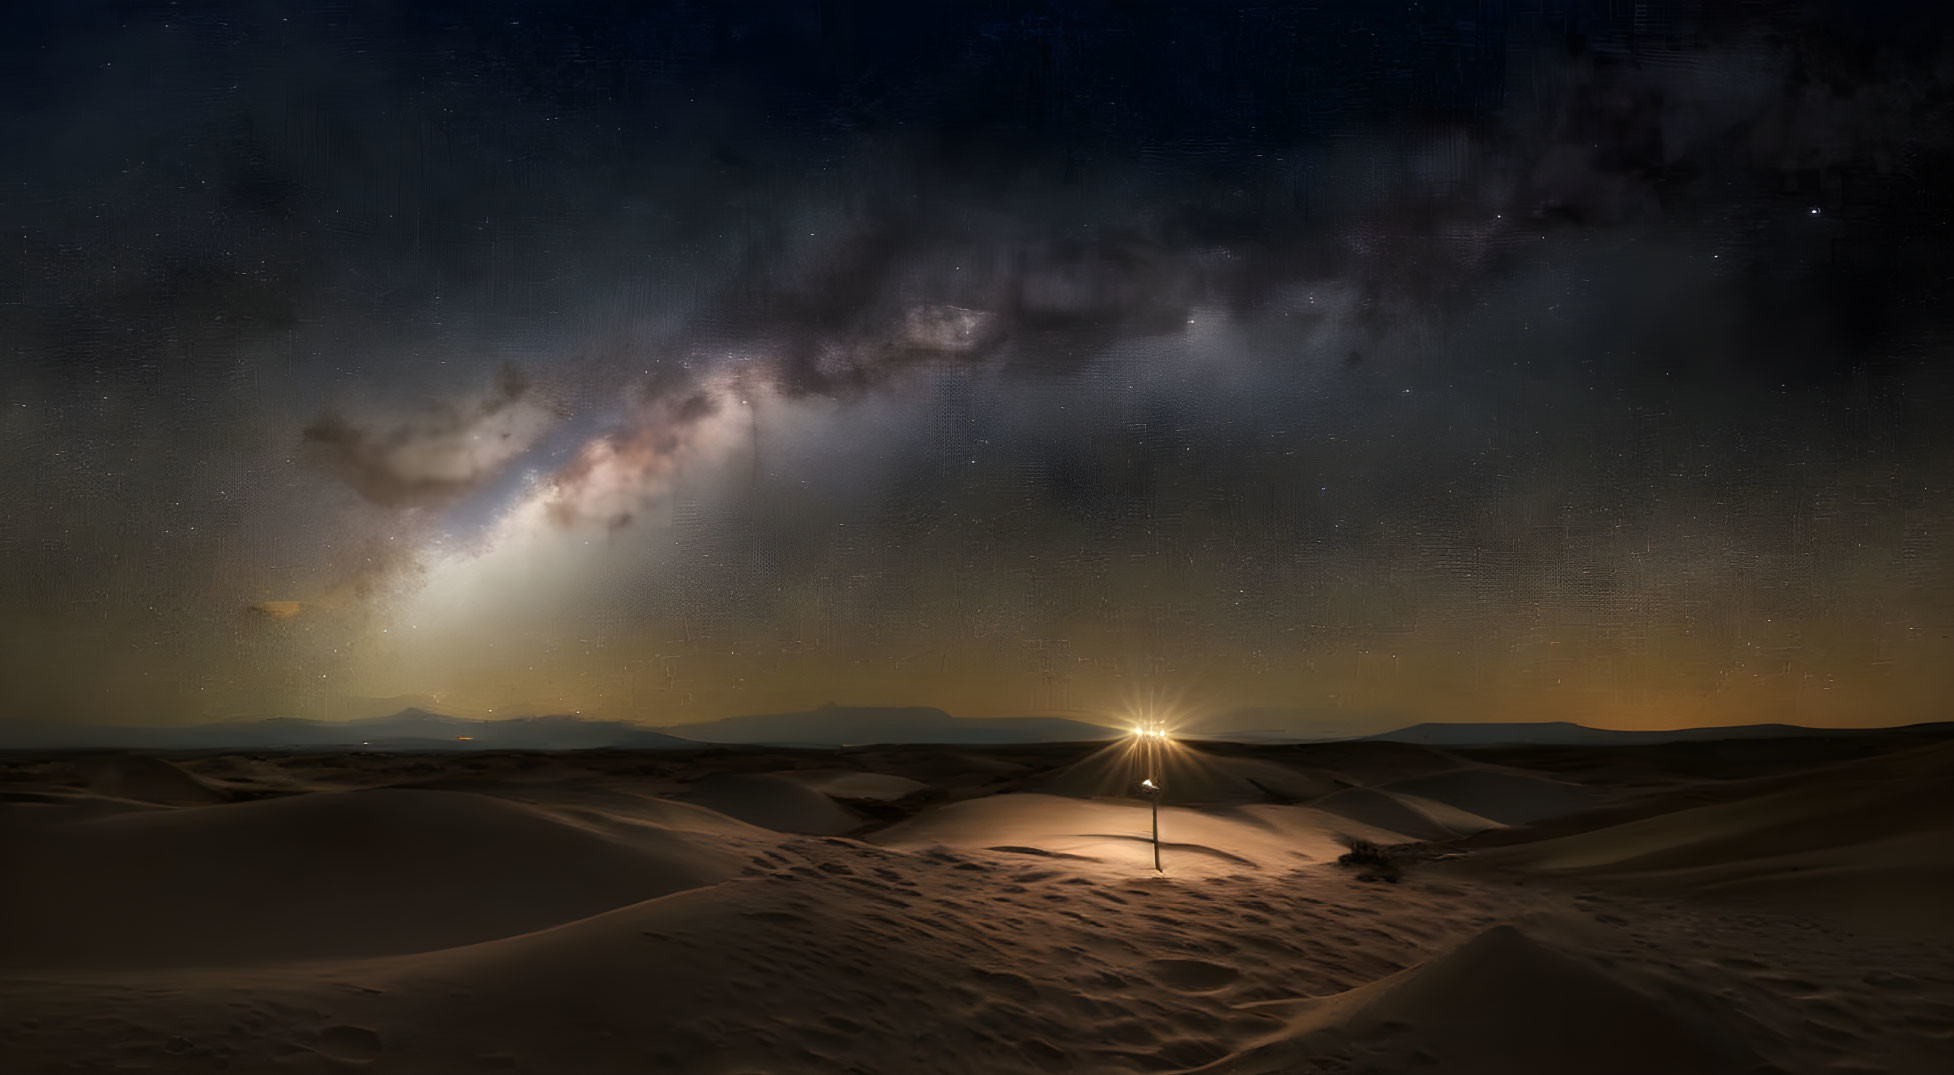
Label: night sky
xmin=4 ymin=1 xmax=1951 ymax=733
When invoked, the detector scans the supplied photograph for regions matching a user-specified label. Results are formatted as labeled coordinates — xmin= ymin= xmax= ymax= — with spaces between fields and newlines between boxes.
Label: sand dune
xmin=1311 ymin=785 xmax=1505 ymax=841
xmin=84 ymin=753 xmax=228 ymax=805
xmin=1663 ymin=827 xmax=1954 ymax=940
xmin=1031 ymin=748 xmax=1344 ymax=805
xmin=0 ymin=787 xmax=750 ymax=970
xmin=510 ymin=785 xmax=788 ymax=842
xmin=1201 ymin=925 xmax=1759 ymax=1075
xmin=1540 ymin=741 xmax=1953 ymax=868
xmin=674 ymin=772 xmax=863 ymax=834
xmin=2 ymin=734 xmax=1950 ymax=1074
xmin=0 ymin=830 xmax=1518 ymax=1074
xmin=1244 ymin=740 xmax=1467 ymax=783
xmin=1375 ymin=765 xmax=1603 ymax=825
xmin=774 ymin=768 xmax=932 ymax=801
xmin=1488 ymin=741 xmax=1954 ymax=937
xmin=873 ymin=791 xmax=1410 ymax=869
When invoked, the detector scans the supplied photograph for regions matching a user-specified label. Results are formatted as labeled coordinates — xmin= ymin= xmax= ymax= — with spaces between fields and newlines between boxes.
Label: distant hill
xmin=658 ymin=706 xmax=1119 ymax=746
xmin=1191 ymin=706 xmax=1417 ymax=743
xmin=0 ymin=709 xmax=699 ymax=751
xmin=18 ymin=710 xmax=1924 ymax=753
xmin=0 ymin=705 xmax=1120 ymax=751
xmin=1363 ymin=721 xmax=1952 ymax=748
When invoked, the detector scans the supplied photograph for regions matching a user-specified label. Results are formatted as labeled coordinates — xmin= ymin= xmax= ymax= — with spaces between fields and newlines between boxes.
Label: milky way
xmin=2 ymin=2 xmax=1950 ymax=730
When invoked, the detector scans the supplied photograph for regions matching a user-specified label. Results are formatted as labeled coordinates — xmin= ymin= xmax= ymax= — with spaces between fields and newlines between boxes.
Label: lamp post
xmin=1133 ymin=720 xmax=1169 ymax=872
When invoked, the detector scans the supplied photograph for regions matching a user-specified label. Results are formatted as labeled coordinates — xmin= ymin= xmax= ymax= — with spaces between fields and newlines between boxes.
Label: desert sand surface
xmin=2 ymin=729 xmax=1950 ymax=1073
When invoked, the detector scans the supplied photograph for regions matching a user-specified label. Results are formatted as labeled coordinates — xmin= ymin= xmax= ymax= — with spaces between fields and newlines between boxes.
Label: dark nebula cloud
xmin=303 ymin=367 xmax=556 ymax=509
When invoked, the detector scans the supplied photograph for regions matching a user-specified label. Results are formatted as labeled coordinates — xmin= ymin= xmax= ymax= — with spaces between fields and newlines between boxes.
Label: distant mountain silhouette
xmin=1190 ymin=706 xmax=1417 ymax=742
xmin=0 ymin=705 xmax=1119 ymax=750
xmin=323 ymin=694 xmax=452 ymax=721
xmin=658 ymin=706 xmax=1119 ymax=746
xmin=12 ymin=710 xmax=1925 ymax=752
xmin=0 ymin=709 xmax=698 ymax=751
xmin=1362 ymin=721 xmax=1951 ymax=747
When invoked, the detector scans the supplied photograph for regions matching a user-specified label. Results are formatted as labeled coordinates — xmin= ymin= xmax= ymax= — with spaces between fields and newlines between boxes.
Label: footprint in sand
xmin=1146 ymin=958 xmax=1242 ymax=992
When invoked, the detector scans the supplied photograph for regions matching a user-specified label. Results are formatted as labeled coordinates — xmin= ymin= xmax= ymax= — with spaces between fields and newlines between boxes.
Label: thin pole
xmin=1149 ymin=731 xmax=1162 ymax=872
xmin=1151 ymin=791 xmax=1161 ymax=872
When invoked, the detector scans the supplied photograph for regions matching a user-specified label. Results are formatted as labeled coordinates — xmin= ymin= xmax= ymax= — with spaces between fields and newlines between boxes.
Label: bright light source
xmin=1140 ymin=778 xmax=1156 ymax=790
xmin=1130 ymin=717 xmax=1174 ymax=740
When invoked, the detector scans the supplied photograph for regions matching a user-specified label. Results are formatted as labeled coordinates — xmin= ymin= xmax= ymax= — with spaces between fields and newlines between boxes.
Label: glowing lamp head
xmin=1140 ymin=778 xmax=1157 ymax=790
xmin=1131 ymin=719 xmax=1173 ymax=740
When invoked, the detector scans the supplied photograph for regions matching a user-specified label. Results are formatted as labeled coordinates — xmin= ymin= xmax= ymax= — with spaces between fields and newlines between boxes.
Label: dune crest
xmin=1311 ymin=785 xmax=1504 ymax=841
xmin=675 ymin=772 xmax=863 ymax=834
xmin=85 ymin=754 xmax=227 ymax=805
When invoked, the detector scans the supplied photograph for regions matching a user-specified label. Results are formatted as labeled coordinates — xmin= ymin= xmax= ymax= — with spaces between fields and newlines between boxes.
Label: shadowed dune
xmin=0 ymin=787 xmax=749 ymax=970
xmin=1486 ymin=741 xmax=1954 ymax=937
xmin=674 ymin=772 xmax=863 ymax=834
xmin=1375 ymin=766 xmax=1604 ymax=825
xmin=773 ymin=768 xmax=932 ymax=801
xmin=1311 ymin=785 xmax=1505 ymax=841
xmin=84 ymin=753 xmax=228 ymax=805
xmin=1199 ymin=926 xmax=1760 ymax=1075
xmin=1228 ymin=740 xmax=1469 ymax=784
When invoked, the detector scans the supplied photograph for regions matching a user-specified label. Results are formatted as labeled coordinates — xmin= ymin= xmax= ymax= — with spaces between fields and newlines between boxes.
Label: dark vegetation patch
xmin=1335 ymin=836 xmax=1401 ymax=883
